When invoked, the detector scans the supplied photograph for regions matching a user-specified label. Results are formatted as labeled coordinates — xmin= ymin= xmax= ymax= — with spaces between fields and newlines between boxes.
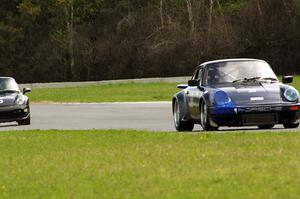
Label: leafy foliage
xmin=0 ymin=0 xmax=299 ymax=83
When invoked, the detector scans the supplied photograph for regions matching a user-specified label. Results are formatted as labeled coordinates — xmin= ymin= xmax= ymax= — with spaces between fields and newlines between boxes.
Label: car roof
xmin=199 ymin=58 xmax=266 ymax=68
xmin=0 ymin=77 xmax=15 ymax=81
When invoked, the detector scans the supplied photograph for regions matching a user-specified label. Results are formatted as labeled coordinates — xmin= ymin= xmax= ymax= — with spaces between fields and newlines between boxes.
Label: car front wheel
xmin=200 ymin=101 xmax=218 ymax=131
xmin=18 ymin=115 xmax=31 ymax=126
xmin=283 ymin=123 xmax=299 ymax=129
xmin=258 ymin=124 xmax=274 ymax=129
xmin=173 ymin=100 xmax=194 ymax=132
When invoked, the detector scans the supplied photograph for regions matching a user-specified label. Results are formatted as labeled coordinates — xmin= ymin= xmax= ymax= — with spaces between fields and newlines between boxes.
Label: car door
xmin=187 ymin=68 xmax=203 ymax=120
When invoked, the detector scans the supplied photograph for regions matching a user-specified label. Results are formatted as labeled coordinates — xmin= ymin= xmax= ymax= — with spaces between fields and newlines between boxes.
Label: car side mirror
xmin=188 ymin=80 xmax=199 ymax=87
xmin=282 ymin=76 xmax=293 ymax=84
xmin=23 ymin=88 xmax=31 ymax=94
xmin=177 ymin=84 xmax=188 ymax=89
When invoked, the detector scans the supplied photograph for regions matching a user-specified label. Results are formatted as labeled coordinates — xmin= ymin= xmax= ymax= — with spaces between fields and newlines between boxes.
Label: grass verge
xmin=27 ymin=76 xmax=300 ymax=103
xmin=1 ymin=130 xmax=300 ymax=198
xmin=289 ymin=75 xmax=300 ymax=90
xmin=27 ymin=82 xmax=179 ymax=103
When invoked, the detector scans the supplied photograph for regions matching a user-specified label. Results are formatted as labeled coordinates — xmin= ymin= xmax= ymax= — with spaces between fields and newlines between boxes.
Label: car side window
xmin=192 ymin=70 xmax=199 ymax=80
xmin=202 ymin=68 xmax=208 ymax=86
xmin=197 ymin=69 xmax=203 ymax=85
xmin=192 ymin=69 xmax=203 ymax=81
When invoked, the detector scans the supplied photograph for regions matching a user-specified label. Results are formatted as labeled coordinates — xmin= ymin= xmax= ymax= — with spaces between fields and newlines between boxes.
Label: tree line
xmin=0 ymin=0 xmax=299 ymax=83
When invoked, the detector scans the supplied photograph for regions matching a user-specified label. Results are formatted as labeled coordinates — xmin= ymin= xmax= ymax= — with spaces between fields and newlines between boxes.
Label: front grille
xmin=242 ymin=113 xmax=278 ymax=125
xmin=238 ymin=106 xmax=282 ymax=113
xmin=0 ymin=109 xmax=27 ymax=119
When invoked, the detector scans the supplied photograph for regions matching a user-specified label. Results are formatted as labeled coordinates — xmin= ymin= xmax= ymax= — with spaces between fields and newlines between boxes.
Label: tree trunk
xmin=185 ymin=0 xmax=195 ymax=40
xmin=160 ymin=0 xmax=164 ymax=29
xmin=216 ymin=0 xmax=228 ymax=37
xmin=207 ymin=0 xmax=214 ymax=47
xmin=69 ymin=0 xmax=75 ymax=80
xmin=256 ymin=0 xmax=263 ymax=19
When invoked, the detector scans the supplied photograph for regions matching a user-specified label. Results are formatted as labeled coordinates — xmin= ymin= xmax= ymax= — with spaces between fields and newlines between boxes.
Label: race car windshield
xmin=0 ymin=78 xmax=20 ymax=92
xmin=205 ymin=61 xmax=278 ymax=86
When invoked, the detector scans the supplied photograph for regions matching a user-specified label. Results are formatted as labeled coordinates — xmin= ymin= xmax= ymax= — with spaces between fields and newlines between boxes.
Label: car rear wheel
xmin=258 ymin=124 xmax=274 ymax=129
xmin=18 ymin=115 xmax=31 ymax=125
xmin=200 ymin=101 xmax=218 ymax=131
xmin=283 ymin=123 xmax=299 ymax=129
xmin=173 ymin=100 xmax=194 ymax=132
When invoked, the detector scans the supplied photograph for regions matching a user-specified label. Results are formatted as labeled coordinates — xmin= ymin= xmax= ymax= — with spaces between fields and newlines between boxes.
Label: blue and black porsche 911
xmin=172 ymin=59 xmax=300 ymax=131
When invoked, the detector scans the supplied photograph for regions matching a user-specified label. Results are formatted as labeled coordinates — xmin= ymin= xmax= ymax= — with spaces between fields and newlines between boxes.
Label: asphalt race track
xmin=0 ymin=102 xmax=174 ymax=131
xmin=0 ymin=102 xmax=299 ymax=132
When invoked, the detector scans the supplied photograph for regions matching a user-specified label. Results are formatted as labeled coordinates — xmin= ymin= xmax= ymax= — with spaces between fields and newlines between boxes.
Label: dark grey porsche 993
xmin=0 ymin=77 xmax=31 ymax=125
xmin=172 ymin=59 xmax=300 ymax=131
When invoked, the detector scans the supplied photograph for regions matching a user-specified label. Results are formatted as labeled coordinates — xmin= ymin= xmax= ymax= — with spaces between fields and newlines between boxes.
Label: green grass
xmin=27 ymin=82 xmax=180 ymax=103
xmin=27 ymin=76 xmax=300 ymax=103
xmin=1 ymin=130 xmax=300 ymax=198
xmin=289 ymin=75 xmax=300 ymax=90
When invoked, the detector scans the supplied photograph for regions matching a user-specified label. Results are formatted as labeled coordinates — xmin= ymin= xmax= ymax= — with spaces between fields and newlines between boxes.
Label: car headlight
xmin=16 ymin=98 xmax=25 ymax=105
xmin=214 ymin=91 xmax=232 ymax=106
xmin=283 ymin=88 xmax=299 ymax=102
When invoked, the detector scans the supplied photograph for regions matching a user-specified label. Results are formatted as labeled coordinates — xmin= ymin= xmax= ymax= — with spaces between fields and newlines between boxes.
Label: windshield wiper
xmin=232 ymin=77 xmax=261 ymax=83
xmin=260 ymin=77 xmax=278 ymax=82
xmin=233 ymin=77 xmax=279 ymax=84
xmin=232 ymin=79 xmax=245 ymax=83
xmin=0 ymin=89 xmax=19 ymax=93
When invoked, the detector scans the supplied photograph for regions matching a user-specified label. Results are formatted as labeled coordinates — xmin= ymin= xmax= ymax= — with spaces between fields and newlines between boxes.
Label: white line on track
xmin=33 ymin=101 xmax=172 ymax=105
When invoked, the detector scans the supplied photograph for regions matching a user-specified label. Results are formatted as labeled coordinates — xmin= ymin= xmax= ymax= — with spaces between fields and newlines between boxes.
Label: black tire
xmin=200 ymin=101 xmax=218 ymax=131
xmin=283 ymin=123 xmax=299 ymax=129
xmin=173 ymin=100 xmax=194 ymax=132
xmin=18 ymin=115 xmax=31 ymax=125
xmin=258 ymin=124 xmax=275 ymax=129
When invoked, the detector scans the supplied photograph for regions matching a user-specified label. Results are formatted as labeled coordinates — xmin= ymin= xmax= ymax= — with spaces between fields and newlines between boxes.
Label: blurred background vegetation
xmin=0 ymin=0 xmax=299 ymax=83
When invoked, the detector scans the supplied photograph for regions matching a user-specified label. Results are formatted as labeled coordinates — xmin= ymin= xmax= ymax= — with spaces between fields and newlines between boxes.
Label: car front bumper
xmin=208 ymin=103 xmax=300 ymax=127
xmin=0 ymin=105 xmax=30 ymax=123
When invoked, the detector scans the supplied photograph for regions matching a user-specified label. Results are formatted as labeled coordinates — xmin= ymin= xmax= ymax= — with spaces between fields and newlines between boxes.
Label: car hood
xmin=0 ymin=92 xmax=20 ymax=106
xmin=218 ymin=83 xmax=282 ymax=105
